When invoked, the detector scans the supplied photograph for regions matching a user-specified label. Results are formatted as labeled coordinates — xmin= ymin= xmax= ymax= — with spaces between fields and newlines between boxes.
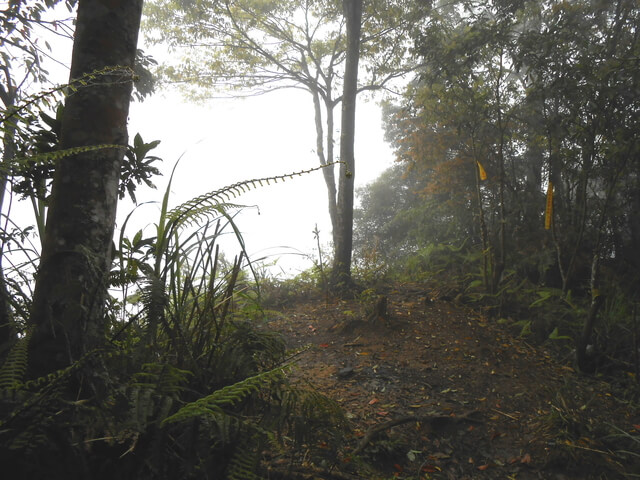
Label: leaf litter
xmin=267 ymin=284 xmax=640 ymax=479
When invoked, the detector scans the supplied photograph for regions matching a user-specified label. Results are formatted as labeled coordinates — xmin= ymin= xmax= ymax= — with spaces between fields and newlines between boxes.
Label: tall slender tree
xmin=27 ymin=0 xmax=144 ymax=380
xmin=144 ymin=0 xmax=424 ymax=270
xmin=0 ymin=0 xmax=76 ymax=362
xmin=331 ymin=0 xmax=362 ymax=289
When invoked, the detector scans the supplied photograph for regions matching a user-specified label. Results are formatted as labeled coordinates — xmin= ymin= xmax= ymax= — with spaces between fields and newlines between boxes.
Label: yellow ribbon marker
xmin=477 ymin=161 xmax=487 ymax=181
xmin=545 ymin=181 xmax=554 ymax=230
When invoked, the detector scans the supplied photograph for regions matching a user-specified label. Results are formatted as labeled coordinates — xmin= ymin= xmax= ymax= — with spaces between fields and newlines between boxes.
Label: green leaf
xmin=548 ymin=327 xmax=571 ymax=341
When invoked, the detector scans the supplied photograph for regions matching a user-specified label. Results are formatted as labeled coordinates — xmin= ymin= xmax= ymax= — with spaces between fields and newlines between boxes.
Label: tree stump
xmin=366 ymin=295 xmax=389 ymax=325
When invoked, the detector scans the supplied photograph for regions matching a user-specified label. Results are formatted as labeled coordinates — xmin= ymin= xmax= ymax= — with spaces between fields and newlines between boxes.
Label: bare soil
xmin=266 ymin=283 xmax=640 ymax=480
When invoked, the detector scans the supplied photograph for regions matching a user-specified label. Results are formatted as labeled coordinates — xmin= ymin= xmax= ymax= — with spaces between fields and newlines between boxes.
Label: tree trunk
xmin=331 ymin=0 xmax=362 ymax=291
xmin=310 ymin=86 xmax=338 ymax=241
xmin=576 ymin=255 xmax=603 ymax=373
xmin=0 ymin=95 xmax=17 ymax=362
xmin=27 ymin=0 xmax=143 ymax=380
xmin=325 ymin=95 xmax=338 ymax=244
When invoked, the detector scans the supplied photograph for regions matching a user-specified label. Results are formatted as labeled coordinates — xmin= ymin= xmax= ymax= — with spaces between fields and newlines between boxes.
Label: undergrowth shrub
xmin=402 ymin=240 xmax=482 ymax=293
xmin=384 ymin=237 xmax=640 ymax=387
xmin=536 ymin=377 xmax=640 ymax=478
xmin=0 ymin=167 xmax=347 ymax=479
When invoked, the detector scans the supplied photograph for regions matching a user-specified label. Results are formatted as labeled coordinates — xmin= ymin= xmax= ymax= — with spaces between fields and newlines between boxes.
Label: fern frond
xmin=162 ymin=365 xmax=290 ymax=425
xmin=265 ymin=377 xmax=348 ymax=451
xmin=0 ymin=331 xmax=30 ymax=390
xmin=225 ymin=433 xmax=262 ymax=480
xmin=0 ymin=66 xmax=135 ymax=126
xmin=140 ymin=273 xmax=169 ymax=343
xmin=132 ymin=362 xmax=192 ymax=395
xmin=7 ymin=144 xmax=126 ymax=173
xmin=168 ymin=162 xmax=343 ymax=228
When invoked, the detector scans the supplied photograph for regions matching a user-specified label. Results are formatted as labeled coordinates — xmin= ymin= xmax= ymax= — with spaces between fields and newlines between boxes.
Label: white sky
xmin=125 ymin=88 xmax=394 ymax=277
xmin=11 ymin=5 xmax=397 ymax=279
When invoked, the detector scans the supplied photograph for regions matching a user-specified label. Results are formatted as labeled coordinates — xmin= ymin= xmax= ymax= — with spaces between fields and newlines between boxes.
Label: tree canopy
xmin=144 ymin=0 xmax=426 ymax=284
xmin=356 ymin=0 xmax=640 ymax=369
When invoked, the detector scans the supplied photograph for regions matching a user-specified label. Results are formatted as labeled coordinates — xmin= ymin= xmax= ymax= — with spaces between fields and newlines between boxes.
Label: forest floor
xmin=265 ymin=283 xmax=640 ymax=480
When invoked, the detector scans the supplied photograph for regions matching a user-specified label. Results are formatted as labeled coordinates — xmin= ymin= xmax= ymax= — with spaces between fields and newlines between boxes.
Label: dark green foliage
xmin=119 ymin=133 xmax=162 ymax=203
xmin=353 ymin=164 xmax=424 ymax=267
xmin=361 ymin=0 xmax=640 ymax=379
xmin=9 ymin=102 xmax=161 ymax=204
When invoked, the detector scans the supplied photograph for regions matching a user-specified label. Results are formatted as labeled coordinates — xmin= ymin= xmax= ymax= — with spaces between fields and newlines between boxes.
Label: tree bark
xmin=27 ymin=0 xmax=143 ymax=380
xmin=331 ymin=0 xmax=362 ymax=291
xmin=576 ymin=255 xmax=603 ymax=373
xmin=310 ymin=86 xmax=338 ymax=241
xmin=0 ymin=92 xmax=17 ymax=362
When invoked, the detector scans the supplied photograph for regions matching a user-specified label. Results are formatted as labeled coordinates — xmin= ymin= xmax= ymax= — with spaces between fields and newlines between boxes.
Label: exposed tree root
xmin=352 ymin=410 xmax=483 ymax=456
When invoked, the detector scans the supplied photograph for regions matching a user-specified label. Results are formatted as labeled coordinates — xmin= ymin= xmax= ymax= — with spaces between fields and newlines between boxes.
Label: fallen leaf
xmin=633 ymin=424 xmax=640 ymax=431
xmin=377 ymin=410 xmax=389 ymax=416
xmin=422 ymin=465 xmax=439 ymax=473
xmin=477 ymin=464 xmax=490 ymax=471
xmin=319 ymin=343 xmax=329 ymax=348
xmin=428 ymin=452 xmax=450 ymax=460
xmin=521 ymin=453 xmax=531 ymax=464
xmin=393 ymin=463 xmax=403 ymax=472
xmin=369 ymin=398 xmax=379 ymax=405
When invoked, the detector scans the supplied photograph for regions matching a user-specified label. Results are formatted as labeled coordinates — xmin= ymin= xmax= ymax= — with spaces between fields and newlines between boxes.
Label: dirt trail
xmin=267 ymin=285 xmax=638 ymax=479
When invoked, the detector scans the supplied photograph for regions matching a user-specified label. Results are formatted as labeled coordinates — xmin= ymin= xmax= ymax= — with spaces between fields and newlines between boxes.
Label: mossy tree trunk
xmin=27 ymin=0 xmax=144 ymax=380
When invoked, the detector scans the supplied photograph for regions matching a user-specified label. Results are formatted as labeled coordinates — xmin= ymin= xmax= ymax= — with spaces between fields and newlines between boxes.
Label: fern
xmin=268 ymin=379 xmax=348 ymax=449
xmin=0 ymin=65 xmax=135 ymax=127
xmin=5 ymin=143 xmax=126 ymax=175
xmin=131 ymin=362 xmax=192 ymax=395
xmin=168 ymin=162 xmax=343 ymax=229
xmin=162 ymin=365 xmax=289 ymax=425
xmin=116 ymin=385 xmax=175 ymax=434
xmin=225 ymin=433 xmax=262 ymax=480
xmin=0 ymin=332 xmax=29 ymax=390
